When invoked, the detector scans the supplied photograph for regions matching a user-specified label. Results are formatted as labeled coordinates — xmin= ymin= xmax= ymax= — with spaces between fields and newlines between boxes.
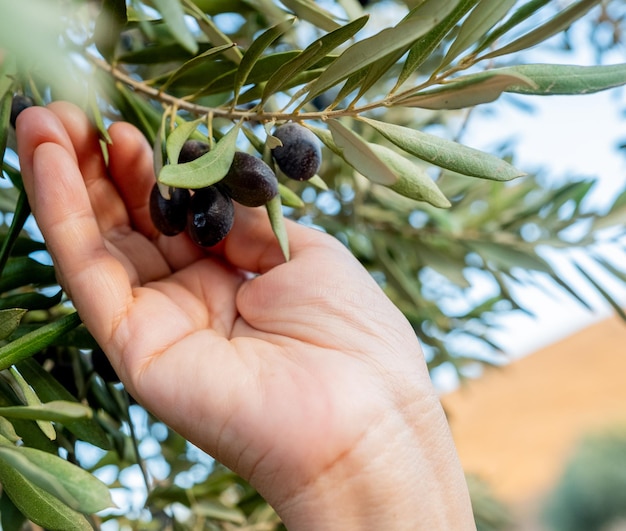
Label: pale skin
xmin=16 ymin=102 xmax=475 ymax=530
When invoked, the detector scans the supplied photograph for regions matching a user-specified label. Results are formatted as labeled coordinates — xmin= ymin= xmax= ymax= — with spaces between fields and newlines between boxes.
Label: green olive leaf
xmin=360 ymin=116 xmax=525 ymax=181
xmin=327 ymin=119 xmax=397 ymax=185
xmin=158 ymin=121 xmax=241 ymax=188
xmin=266 ymin=195 xmax=290 ymax=261
xmin=0 ymin=309 xmax=27 ymax=341
xmin=0 ymin=457 xmax=92 ymax=530
xmin=8 ymin=367 xmax=56 ymax=441
xmin=278 ymin=183 xmax=305 ymax=208
xmin=501 ymin=63 xmax=626 ymax=95
xmin=394 ymin=69 xmax=536 ymax=109
xmin=279 ymin=0 xmax=341 ymax=32
xmin=0 ymin=444 xmax=114 ymax=514
xmin=151 ymin=0 xmax=198 ymax=55
xmin=480 ymin=0 xmax=600 ymax=60
xmin=0 ymin=401 xmax=92 ymax=423
xmin=165 ymin=118 xmax=204 ymax=164
xmin=0 ymin=417 xmax=20 ymax=444
xmin=369 ymin=144 xmax=450 ymax=208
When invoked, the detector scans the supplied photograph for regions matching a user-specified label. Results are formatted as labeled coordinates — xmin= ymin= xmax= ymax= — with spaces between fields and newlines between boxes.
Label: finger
xmin=29 ymin=141 xmax=133 ymax=349
xmin=15 ymin=106 xmax=77 ymax=206
xmin=46 ymin=102 xmax=130 ymax=233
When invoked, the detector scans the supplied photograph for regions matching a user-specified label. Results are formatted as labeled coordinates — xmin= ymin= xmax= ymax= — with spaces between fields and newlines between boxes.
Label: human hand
xmin=16 ymin=102 xmax=474 ymax=530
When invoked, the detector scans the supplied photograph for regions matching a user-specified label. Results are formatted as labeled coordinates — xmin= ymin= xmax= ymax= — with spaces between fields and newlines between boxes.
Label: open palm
xmin=17 ymin=102 xmax=472 ymax=529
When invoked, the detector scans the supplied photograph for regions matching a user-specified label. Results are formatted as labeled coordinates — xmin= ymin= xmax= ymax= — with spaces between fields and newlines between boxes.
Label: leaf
xmin=279 ymin=0 xmax=341 ymax=32
xmin=327 ymin=119 xmax=397 ymax=185
xmin=574 ymin=263 xmax=626 ymax=321
xmin=0 ymin=91 xmax=12 ymax=165
xmin=0 ymin=190 xmax=32 ymax=278
xmin=0 ymin=444 xmax=114 ymax=514
xmin=480 ymin=0 xmax=601 ymax=60
xmin=394 ymin=0 xmax=476 ymax=91
xmin=0 ymin=401 xmax=93 ymax=423
xmin=266 ymin=195 xmax=290 ymax=261
xmin=439 ymin=0 xmax=516 ymax=69
xmin=474 ymin=0 xmax=551 ymax=55
xmin=261 ymin=15 xmax=369 ymax=102
xmin=278 ymin=183 xmax=305 ymax=208
xmin=184 ymin=0 xmax=242 ymax=64
xmin=16 ymin=358 xmax=112 ymax=450
xmin=501 ymin=63 xmax=626 ymax=96
xmin=0 ymin=488 xmax=26 ymax=531
xmin=0 ymin=457 xmax=92 ymax=530
xmin=233 ymin=18 xmax=295 ymax=104
xmin=165 ymin=118 xmax=204 ymax=164
xmin=369 ymin=144 xmax=450 ymax=208
xmin=93 ymin=0 xmax=127 ymax=61
xmin=152 ymin=0 xmax=198 ymax=55
xmin=157 ymin=44 xmax=237 ymax=94
xmin=0 ymin=309 xmax=27 ymax=341
xmin=0 ymin=313 xmax=82 ymax=371
xmin=0 ymin=417 xmax=20 ymax=443
xmin=360 ymin=117 xmax=525 ymax=181
xmin=301 ymin=0 xmax=462 ymax=104
xmin=8 ymin=366 xmax=56 ymax=441
xmin=394 ymin=69 xmax=537 ymax=109
xmin=158 ymin=122 xmax=241 ymax=188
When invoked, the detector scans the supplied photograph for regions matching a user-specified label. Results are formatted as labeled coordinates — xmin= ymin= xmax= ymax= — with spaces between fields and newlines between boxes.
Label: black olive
xmin=186 ymin=186 xmax=234 ymax=247
xmin=220 ymin=152 xmax=279 ymax=207
xmin=10 ymin=94 xmax=35 ymax=128
xmin=271 ymin=123 xmax=322 ymax=181
xmin=149 ymin=184 xmax=191 ymax=236
xmin=178 ymin=140 xmax=210 ymax=163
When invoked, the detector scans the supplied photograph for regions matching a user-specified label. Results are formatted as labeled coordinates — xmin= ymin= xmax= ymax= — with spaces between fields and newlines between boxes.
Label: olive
xmin=271 ymin=123 xmax=322 ymax=181
xmin=10 ymin=94 xmax=35 ymax=128
xmin=178 ymin=139 xmax=210 ymax=163
xmin=149 ymin=183 xmax=191 ymax=236
xmin=186 ymin=186 xmax=234 ymax=247
xmin=220 ymin=152 xmax=278 ymax=207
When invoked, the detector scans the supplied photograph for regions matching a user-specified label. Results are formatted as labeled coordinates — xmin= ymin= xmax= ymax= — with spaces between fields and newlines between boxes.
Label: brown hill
xmin=441 ymin=314 xmax=626 ymax=512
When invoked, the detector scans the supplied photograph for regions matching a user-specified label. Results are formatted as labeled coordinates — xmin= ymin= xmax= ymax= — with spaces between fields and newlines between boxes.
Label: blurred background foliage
xmin=0 ymin=0 xmax=625 ymax=529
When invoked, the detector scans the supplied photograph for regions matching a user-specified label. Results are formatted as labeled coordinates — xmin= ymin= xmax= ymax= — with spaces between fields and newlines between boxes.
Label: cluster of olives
xmin=150 ymin=122 xmax=322 ymax=247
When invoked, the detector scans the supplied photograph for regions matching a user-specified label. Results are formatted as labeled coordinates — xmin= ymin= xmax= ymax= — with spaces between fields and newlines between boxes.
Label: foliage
xmin=0 ymin=0 xmax=624 ymax=528
xmin=466 ymin=474 xmax=514 ymax=531
xmin=542 ymin=426 xmax=626 ymax=531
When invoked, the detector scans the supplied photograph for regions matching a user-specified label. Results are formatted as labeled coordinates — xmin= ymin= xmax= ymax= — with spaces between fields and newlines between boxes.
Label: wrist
xmin=272 ymin=395 xmax=475 ymax=530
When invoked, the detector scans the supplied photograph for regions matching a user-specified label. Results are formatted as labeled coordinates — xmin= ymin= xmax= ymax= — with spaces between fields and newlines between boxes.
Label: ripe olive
xmin=10 ymin=94 xmax=35 ymax=128
xmin=149 ymin=183 xmax=191 ymax=236
xmin=271 ymin=123 xmax=322 ymax=181
xmin=178 ymin=139 xmax=210 ymax=163
xmin=186 ymin=186 xmax=234 ymax=247
xmin=220 ymin=152 xmax=279 ymax=207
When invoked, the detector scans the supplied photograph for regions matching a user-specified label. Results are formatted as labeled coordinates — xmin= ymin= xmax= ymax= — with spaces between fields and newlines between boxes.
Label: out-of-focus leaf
xmin=0 ymin=190 xmax=31 ymax=278
xmin=481 ymin=0 xmax=601 ymax=60
xmin=16 ymin=359 xmax=112 ymax=450
xmin=0 ymin=444 xmax=114 ymax=514
xmin=501 ymin=63 xmax=626 ymax=95
xmin=574 ymin=263 xmax=626 ymax=321
xmin=360 ymin=117 xmax=524 ymax=181
xmin=0 ymin=91 xmax=11 ymax=164
xmin=440 ymin=0 xmax=515 ymax=68
xmin=0 ymin=309 xmax=27 ymax=341
xmin=327 ymin=119 xmax=397 ymax=185
xmin=474 ymin=0 xmax=551 ymax=54
xmin=0 ymin=401 xmax=92 ymax=423
xmin=0 ymin=455 xmax=92 ymax=530
xmin=185 ymin=0 xmax=242 ymax=64
xmin=194 ymin=499 xmax=246 ymax=523
xmin=262 ymin=15 xmax=369 ymax=102
xmin=93 ymin=0 xmax=127 ymax=61
xmin=159 ymin=121 xmax=241 ymax=188
xmin=368 ymin=144 xmax=450 ymax=208
xmin=233 ymin=18 xmax=295 ymax=104
xmin=266 ymin=195 xmax=290 ymax=261
xmin=280 ymin=0 xmax=341 ymax=32
xmin=394 ymin=0 xmax=476 ymax=90
xmin=301 ymin=0 xmax=462 ymax=105
xmin=395 ymin=70 xmax=536 ymax=109
xmin=152 ymin=0 xmax=198 ymax=55
xmin=0 ymin=313 xmax=82 ymax=371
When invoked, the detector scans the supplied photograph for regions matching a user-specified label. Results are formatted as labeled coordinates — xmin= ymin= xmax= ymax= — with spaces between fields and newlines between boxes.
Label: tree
xmin=0 ymin=0 xmax=625 ymax=528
